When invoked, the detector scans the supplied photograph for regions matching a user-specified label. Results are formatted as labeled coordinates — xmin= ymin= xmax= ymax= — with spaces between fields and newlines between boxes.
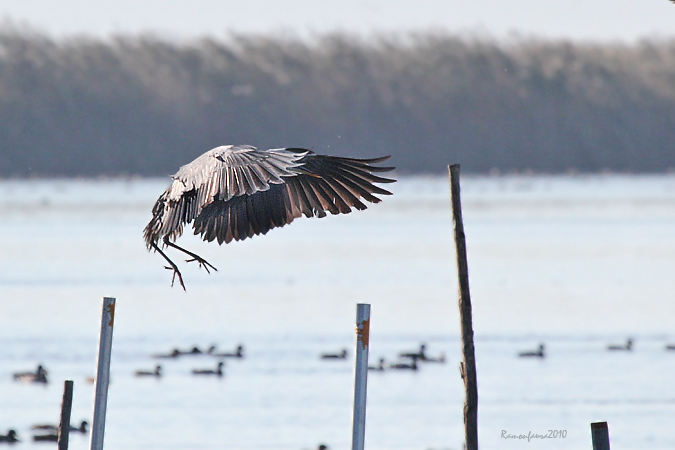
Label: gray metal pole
xmin=351 ymin=303 xmax=371 ymax=450
xmin=58 ymin=380 xmax=74 ymax=450
xmin=89 ymin=297 xmax=116 ymax=450
xmin=591 ymin=422 xmax=610 ymax=450
xmin=448 ymin=164 xmax=479 ymax=450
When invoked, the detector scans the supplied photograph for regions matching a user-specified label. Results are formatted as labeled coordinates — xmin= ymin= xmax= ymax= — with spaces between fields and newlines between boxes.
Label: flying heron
xmin=144 ymin=145 xmax=395 ymax=289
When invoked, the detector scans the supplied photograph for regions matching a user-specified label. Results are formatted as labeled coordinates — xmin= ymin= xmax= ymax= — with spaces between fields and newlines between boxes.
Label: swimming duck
xmin=192 ymin=361 xmax=224 ymax=376
xmin=0 ymin=430 xmax=19 ymax=443
xmin=73 ymin=421 xmax=89 ymax=433
xmin=400 ymin=344 xmax=446 ymax=363
xmin=399 ymin=344 xmax=427 ymax=360
xmin=368 ymin=358 xmax=386 ymax=371
xmin=135 ymin=365 xmax=162 ymax=377
xmin=607 ymin=339 xmax=633 ymax=351
xmin=518 ymin=344 xmax=545 ymax=358
xmin=320 ymin=349 xmax=347 ymax=359
xmin=185 ymin=345 xmax=216 ymax=355
xmin=13 ymin=364 xmax=48 ymax=383
xmin=32 ymin=420 xmax=88 ymax=433
xmin=153 ymin=345 xmax=216 ymax=358
xmin=152 ymin=348 xmax=181 ymax=359
xmin=213 ymin=344 xmax=244 ymax=358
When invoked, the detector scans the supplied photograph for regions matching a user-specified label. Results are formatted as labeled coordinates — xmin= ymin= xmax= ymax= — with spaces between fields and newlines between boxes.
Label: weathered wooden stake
xmin=351 ymin=303 xmax=371 ymax=450
xmin=448 ymin=164 xmax=478 ymax=450
xmin=57 ymin=380 xmax=74 ymax=450
xmin=591 ymin=422 xmax=610 ymax=450
xmin=89 ymin=297 xmax=116 ymax=450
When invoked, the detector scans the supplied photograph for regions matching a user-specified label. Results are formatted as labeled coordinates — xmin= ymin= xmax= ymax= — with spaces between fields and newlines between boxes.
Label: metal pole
xmin=351 ymin=303 xmax=371 ymax=450
xmin=58 ymin=380 xmax=74 ymax=450
xmin=89 ymin=297 xmax=116 ymax=450
xmin=591 ymin=422 xmax=610 ymax=450
xmin=448 ymin=164 xmax=478 ymax=450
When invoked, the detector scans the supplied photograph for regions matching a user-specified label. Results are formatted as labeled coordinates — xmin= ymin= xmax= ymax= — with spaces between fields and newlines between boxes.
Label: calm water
xmin=1 ymin=175 xmax=675 ymax=449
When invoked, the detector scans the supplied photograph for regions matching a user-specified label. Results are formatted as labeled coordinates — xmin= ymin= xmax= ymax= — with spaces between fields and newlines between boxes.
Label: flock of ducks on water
xmin=321 ymin=343 xmax=446 ymax=372
xmin=516 ymin=338 xmax=674 ymax=359
xmin=131 ymin=344 xmax=245 ymax=378
xmin=5 ymin=344 xmax=244 ymax=444
xmin=8 ymin=338 xmax=660 ymax=444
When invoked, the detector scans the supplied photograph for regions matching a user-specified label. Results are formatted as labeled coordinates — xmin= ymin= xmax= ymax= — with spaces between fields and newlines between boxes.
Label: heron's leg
xmin=150 ymin=241 xmax=186 ymax=290
xmin=163 ymin=237 xmax=218 ymax=273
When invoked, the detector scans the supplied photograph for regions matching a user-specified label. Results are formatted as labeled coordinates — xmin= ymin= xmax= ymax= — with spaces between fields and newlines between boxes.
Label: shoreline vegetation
xmin=1 ymin=27 xmax=675 ymax=177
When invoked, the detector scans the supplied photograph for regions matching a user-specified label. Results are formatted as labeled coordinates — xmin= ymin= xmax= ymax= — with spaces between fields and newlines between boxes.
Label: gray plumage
xmin=144 ymin=145 xmax=395 ymax=288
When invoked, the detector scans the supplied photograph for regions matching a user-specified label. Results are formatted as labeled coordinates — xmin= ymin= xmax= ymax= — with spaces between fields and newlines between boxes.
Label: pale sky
xmin=1 ymin=0 xmax=674 ymax=42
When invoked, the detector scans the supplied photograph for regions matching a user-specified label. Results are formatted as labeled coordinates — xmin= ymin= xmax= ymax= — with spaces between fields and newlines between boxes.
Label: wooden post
xmin=448 ymin=164 xmax=478 ymax=450
xmin=58 ymin=380 xmax=74 ymax=450
xmin=591 ymin=422 xmax=610 ymax=450
xmin=89 ymin=297 xmax=116 ymax=450
xmin=351 ymin=303 xmax=371 ymax=450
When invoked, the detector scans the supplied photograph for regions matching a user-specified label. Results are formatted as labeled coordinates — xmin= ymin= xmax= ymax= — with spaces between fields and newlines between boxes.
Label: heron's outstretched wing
xmin=192 ymin=151 xmax=395 ymax=244
xmin=144 ymin=145 xmax=307 ymax=247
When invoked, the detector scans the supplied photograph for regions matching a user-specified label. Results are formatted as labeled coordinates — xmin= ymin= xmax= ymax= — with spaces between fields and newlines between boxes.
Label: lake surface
xmin=1 ymin=174 xmax=675 ymax=449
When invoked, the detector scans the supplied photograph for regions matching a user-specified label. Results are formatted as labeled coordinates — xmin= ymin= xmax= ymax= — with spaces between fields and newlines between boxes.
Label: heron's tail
xmin=144 ymin=191 xmax=168 ymax=250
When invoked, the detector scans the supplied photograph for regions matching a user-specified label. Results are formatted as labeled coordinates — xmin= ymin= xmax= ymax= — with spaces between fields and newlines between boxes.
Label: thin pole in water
xmin=351 ymin=303 xmax=371 ymax=450
xmin=57 ymin=380 xmax=74 ymax=450
xmin=89 ymin=297 xmax=116 ymax=450
xmin=591 ymin=422 xmax=610 ymax=450
xmin=448 ymin=165 xmax=478 ymax=450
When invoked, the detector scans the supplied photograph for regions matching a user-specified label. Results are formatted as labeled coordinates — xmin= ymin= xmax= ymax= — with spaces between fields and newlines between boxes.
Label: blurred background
xmin=1 ymin=1 xmax=675 ymax=450
xmin=0 ymin=0 xmax=675 ymax=176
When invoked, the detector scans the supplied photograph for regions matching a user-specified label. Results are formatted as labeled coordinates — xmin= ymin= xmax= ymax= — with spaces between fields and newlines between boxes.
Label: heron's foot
xmin=185 ymin=256 xmax=218 ymax=274
xmin=163 ymin=240 xmax=218 ymax=274
xmin=164 ymin=265 xmax=186 ymax=291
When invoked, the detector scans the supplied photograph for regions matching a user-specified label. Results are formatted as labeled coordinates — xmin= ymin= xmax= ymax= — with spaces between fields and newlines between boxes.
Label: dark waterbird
xmin=144 ymin=145 xmax=395 ymax=289
xmin=0 ymin=430 xmax=19 ymax=443
xmin=399 ymin=343 xmax=446 ymax=363
xmin=400 ymin=343 xmax=427 ymax=360
xmin=320 ymin=349 xmax=348 ymax=360
xmin=607 ymin=338 xmax=633 ymax=351
xmin=184 ymin=345 xmax=216 ymax=355
xmin=368 ymin=358 xmax=386 ymax=371
xmin=32 ymin=420 xmax=88 ymax=433
xmin=135 ymin=365 xmax=162 ymax=377
xmin=31 ymin=420 xmax=89 ymax=442
xmin=153 ymin=345 xmax=215 ymax=358
xmin=152 ymin=348 xmax=182 ymax=359
xmin=192 ymin=361 xmax=225 ymax=376
xmin=518 ymin=344 xmax=545 ymax=358
xmin=213 ymin=344 xmax=244 ymax=358
xmin=13 ymin=364 xmax=48 ymax=383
